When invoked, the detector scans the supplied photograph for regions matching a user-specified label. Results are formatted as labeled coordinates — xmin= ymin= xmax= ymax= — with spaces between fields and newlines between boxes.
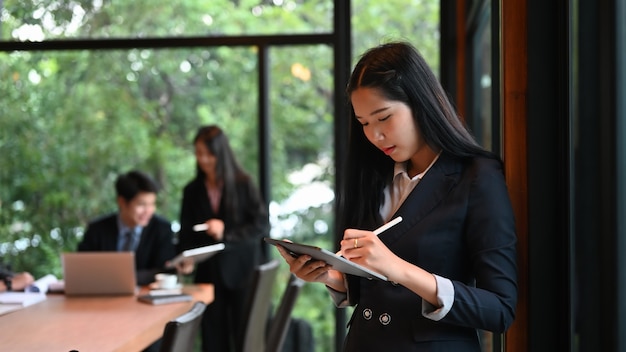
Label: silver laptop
xmin=62 ymin=252 xmax=137 ymax=296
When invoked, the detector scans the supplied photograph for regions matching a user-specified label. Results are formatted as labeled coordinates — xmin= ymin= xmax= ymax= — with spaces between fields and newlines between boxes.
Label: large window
xmin=1 ymin=1 xmax=439 ymax=351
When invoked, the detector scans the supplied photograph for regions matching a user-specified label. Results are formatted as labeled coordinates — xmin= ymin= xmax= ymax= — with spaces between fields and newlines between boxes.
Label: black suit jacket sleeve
xmin=0 ymin=263 xmax=14 ymax=281
xmin=134 ymin=215 xmax=177 ymax=285
xmin=78 ymin=214 xmax=118 ymax=252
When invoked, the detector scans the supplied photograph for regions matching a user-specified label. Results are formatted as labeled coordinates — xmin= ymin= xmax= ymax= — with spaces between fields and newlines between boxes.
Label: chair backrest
xmin=237 ymin=259 xmax=280 ymax=352
xmin=266 ymin=273 xmax=305 ymax=352
xmin=159 ymin=301 xmax=207 ymax=352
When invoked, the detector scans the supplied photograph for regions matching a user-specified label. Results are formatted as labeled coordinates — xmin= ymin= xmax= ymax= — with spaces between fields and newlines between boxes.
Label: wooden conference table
xmin=0 ymin=284 xmax=213 ymax=352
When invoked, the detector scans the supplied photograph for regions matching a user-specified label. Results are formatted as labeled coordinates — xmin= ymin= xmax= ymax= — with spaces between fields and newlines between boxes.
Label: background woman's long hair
xmin=338 ymin=41 xmax=496 ymax=230
xmin=193 ymin=125 xmax=250 ymax=223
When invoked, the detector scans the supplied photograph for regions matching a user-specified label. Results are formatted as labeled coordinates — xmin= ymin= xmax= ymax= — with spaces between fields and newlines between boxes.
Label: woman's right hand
xmin=202 ymin=218 xmax=225 ymax=241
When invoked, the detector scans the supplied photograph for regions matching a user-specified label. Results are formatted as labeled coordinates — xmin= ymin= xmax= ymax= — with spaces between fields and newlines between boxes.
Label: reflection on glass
xmin=468 ymin=2 xmax=499 ymax=351
xmin=470 ymin=3 xmax=493 ymax=151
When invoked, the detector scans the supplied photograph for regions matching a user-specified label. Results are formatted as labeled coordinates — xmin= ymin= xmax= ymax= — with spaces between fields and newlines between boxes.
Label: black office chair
xmin=159 ymin=301 xmax=207 ymax=352
xmin=237 ymin=259 xmax=280 ymax=352
xmin=266 ymin=273 xmax=305 ymax=352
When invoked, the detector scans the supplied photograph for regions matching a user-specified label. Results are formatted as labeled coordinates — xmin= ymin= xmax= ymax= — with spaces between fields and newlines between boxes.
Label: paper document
xmin=0 ymin=292 xmax=47 ymax=307
xmin=0 ymin=305 xmax=23 ymax=316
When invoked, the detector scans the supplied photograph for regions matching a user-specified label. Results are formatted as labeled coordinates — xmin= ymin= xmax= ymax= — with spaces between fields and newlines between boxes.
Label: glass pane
xmin=268 ymin=44 xmax=335 ymax=352
xmin=0 ymin=47 xmax=259 ymax=277
xmin=470 ymin=4 xmax=493 ymax=151
xmin=352 ymin=0 xmax=441 ymax=73
xmin=1 ymin=0 xmax=333 ymax=41
xmin=468 ymin=3 xmax=499 ymax=350
xmin=1 ymin=3 xmax=443 ymax=352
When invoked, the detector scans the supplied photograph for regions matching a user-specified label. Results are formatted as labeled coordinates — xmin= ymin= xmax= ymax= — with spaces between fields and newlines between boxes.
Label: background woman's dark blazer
xmin=178 ymin=176 xmax=270 ymax=290
xmin=344 ymin=153 xmax=518 ymax=352
xmin=77 ymin=213 xmax=177 ymax=285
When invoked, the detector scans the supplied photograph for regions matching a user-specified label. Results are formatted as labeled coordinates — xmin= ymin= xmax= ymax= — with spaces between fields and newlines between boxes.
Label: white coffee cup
xmin=155 ymin=273 xmax=178 ymax=289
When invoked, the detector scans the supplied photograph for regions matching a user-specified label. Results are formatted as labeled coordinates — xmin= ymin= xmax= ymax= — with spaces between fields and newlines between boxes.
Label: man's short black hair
xmin=115 ymin=170 xmax=159 ymax=202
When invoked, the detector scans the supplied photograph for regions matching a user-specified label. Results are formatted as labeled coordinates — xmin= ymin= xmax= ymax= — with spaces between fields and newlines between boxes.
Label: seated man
xmin=78 ymin=170 xmax=188 ymax=286
xmin=0 ymin=263 xmax=34 ymax=292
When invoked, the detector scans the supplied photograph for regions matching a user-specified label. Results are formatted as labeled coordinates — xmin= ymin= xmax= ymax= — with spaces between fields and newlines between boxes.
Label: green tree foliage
xmin=1 ymin=1 xmax=438 ymax=351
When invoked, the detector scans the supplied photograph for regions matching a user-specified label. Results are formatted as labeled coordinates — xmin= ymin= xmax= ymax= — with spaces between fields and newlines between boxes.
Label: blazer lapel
xmin=379 ymin=153 xmax=462 ymax=245
xmin=195 ymin=180 xmax=215 ymax=218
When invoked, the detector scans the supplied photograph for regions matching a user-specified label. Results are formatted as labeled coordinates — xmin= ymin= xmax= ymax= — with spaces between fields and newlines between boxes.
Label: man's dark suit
xmin=343 ymin=154 xmax=518 ymax=352
xmin=77 ymin=213 xmax=176 ymax=285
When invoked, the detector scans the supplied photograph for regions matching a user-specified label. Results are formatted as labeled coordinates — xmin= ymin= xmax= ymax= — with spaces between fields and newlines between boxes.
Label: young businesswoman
xmin=275 ymin=42 xmax=518 ymax=351
xmin=178 ymin=125 xmax=270 ymax=352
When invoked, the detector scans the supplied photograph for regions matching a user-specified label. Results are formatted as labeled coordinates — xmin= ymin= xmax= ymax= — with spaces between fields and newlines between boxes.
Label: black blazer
xmin=178 ymin=176 xmax=270 ymax=290
xmin=77 ymin=213 xmax=177 ymax=285
xmin=344 ymin=154 xmax=518 ymax=352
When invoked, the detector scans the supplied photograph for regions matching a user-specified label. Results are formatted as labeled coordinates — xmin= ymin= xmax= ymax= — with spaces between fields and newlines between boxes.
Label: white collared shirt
xmin=379 ymin=153 xmax=441 ymax=221
xmin=117 ymin=215 xmax=142 ymax=252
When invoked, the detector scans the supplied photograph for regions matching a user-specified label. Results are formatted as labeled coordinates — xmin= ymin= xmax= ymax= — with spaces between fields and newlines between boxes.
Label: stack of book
xmin=137 ymin=289 xmax=192 ymax=305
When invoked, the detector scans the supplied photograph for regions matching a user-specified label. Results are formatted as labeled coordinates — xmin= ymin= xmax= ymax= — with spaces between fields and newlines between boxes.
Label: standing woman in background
xmin=274 ymin=42 xmax=517 ymax=351
xmin=178 ymin=125 xmax=270 ymax=352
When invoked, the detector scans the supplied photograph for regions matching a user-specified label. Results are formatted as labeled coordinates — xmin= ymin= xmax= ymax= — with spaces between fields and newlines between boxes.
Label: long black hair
xmin=193 ymin=125 xmax=250 ymax=221
xmin=338 ymin=41 xmax=495 ymax=230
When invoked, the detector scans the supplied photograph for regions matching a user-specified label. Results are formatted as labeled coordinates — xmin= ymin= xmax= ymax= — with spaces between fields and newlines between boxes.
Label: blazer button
xmin=362 ymin=308 xmax=373 ymax=320
xmin=379 ymin=313 xmax=391 ymax=325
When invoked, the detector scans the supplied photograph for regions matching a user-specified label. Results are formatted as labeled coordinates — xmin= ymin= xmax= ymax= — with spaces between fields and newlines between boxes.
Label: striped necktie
xmin=122 ymin=230 xmax=134 ymax=251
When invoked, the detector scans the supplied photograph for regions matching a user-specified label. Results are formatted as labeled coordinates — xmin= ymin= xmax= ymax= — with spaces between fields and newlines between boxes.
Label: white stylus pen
xmin=372 ymin=216 xmax=403 ymax=236
xmin=193 ymin=223 xmax=209 ymax=232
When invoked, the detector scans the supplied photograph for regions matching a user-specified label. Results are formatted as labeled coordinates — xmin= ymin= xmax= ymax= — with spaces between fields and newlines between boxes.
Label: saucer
xmin=149 ymin=282 xmax=183 ymax=290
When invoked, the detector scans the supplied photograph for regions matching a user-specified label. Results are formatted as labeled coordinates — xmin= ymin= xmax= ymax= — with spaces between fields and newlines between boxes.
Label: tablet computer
xmin=264 ymin=238 xmax=387 ymax=281
xmin=166 ymin=243 xmax=226 ymax=268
